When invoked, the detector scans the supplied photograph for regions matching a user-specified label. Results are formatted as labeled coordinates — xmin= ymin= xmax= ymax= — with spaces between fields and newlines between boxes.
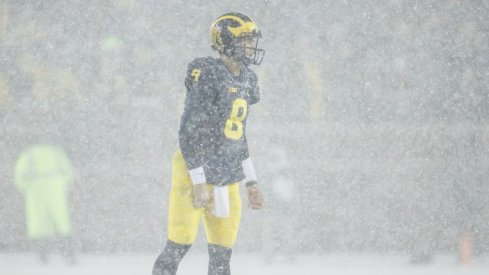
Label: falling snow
xmin=1 ymin=0 xmax=489 ymax=274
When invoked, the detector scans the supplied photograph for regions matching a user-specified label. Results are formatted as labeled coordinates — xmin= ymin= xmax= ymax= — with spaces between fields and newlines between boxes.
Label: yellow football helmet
xmin=210 ymin=12 xmax=265 ymax=66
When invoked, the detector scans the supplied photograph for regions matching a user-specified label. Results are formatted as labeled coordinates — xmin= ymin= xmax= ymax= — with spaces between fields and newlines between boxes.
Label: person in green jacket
xmin=15 ymin=144 xmax=75 ymax=263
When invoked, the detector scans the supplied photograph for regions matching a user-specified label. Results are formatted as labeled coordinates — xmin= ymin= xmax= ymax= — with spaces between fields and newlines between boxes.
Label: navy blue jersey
xmin=179 ymin=56 xmax=260 ymax=186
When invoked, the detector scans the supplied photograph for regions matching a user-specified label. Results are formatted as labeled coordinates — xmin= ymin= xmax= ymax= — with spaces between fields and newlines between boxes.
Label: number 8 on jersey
xmin=224 ymin=98 xmax=247 ymax=140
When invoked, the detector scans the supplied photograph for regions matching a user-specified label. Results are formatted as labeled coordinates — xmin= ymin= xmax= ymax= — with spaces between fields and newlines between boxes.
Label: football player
xmin=152 ymin=12 xmax=264 ymax=275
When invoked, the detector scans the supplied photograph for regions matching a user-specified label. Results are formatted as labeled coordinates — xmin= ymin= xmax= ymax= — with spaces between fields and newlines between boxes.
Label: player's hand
xmin=246 ymin=183 xmax=263 ymax=209
xmin=192 ymin=183 xmax=211 ymax=208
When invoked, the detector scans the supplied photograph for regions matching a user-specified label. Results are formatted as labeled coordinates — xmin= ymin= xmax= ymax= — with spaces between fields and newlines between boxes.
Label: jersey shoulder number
xmin=186 ymin=57 xmax=218 ymax=87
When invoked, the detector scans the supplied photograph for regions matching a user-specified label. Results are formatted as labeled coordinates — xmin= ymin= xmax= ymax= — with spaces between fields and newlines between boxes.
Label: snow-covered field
xmin=2 ymin=252 xmax=488 ymax=275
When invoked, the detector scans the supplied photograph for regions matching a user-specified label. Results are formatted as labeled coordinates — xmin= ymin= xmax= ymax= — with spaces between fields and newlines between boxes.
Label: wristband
xmin=188 ymin=166 xmax=206 ymax=185
xmin=242 ymin=158 xmax=257 ymax=184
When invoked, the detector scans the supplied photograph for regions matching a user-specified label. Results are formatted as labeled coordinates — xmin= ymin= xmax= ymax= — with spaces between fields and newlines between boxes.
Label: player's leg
xmin=153 ymin=240 xmax=191 ymax=275
xmin=153 ymin=150 xmax=201 ymax=275
xmin=203 ymin=183 xmax=241 ymax=275
xmin=167 ymin=150 xmax=202 ymax=244
xmin=208 ymin=243 xmax=232 ymax=275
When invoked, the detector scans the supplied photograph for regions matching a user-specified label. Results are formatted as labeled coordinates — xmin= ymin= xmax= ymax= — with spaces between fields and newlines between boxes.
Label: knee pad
xmin=153 ymin=240 xmax=191 ymax=275
xmin=208 ymin=244 xmax=232 ymax=275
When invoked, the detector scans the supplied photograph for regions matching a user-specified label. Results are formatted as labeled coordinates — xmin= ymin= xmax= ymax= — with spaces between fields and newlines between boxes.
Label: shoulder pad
xmin=241 ymin=67 xmax=258 ymax=86
xmin=247 ymin=69 xmax=258 ymax=83
xmin=187 ymin=57 xmax=219 ymax=82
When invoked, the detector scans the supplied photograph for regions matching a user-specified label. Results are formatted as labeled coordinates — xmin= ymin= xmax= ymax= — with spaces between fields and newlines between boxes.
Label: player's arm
xmin=248 ymin=71 xmax=260 ymax=105
xmin=179 ymin=59 xmax=216 ymax=207
xmin=242 ymin=155 xmax=263 ymax=209
xmin=240 ymin=70 xmax=261 ymax=186
xmin=239 ymin=136 xmax=254 ymax=186
xmin=240 ymin=131 xmax=263 ymax=209
xmin=241 ymin=71 xmax=263 ymax=208
xmin=179 ymin=59 xmax=216 ymax=174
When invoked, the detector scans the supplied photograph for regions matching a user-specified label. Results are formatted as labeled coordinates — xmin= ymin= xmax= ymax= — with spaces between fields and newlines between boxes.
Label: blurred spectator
xmin=14 ymin=144 xmax=76 ymax=264
xmin=95 ymin=35 xmax=127 ymax=99
xmin=15 ymin=53 xmax=82 ymax=101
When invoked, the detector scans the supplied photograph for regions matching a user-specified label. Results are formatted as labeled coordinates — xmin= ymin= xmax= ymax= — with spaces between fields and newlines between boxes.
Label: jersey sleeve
xmin=239 ymin=135 xmax=250 ymax=161
xmin=179 ymin=58 xmax=217 ymax=170
xmin=248 ymin=71 xmax=260 ymax=105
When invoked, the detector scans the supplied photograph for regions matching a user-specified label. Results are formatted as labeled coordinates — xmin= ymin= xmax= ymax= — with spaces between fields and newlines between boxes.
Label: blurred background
xmin=1 ymin=0 xmax=489 ymax=266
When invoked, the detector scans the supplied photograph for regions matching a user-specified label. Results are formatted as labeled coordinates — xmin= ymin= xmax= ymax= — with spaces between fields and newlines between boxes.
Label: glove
xmin=246 ymin=182 xmax=263 ymax=209
xmin=192 ymin=183 xmax=211 ymax=208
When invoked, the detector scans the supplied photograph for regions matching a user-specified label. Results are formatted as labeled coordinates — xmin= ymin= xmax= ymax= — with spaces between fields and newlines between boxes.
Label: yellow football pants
xmin=167 ymin=150 xmax=242 ymax=248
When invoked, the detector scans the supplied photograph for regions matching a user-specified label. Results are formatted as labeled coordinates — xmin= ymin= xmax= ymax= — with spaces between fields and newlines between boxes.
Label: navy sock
xmin=152 ymin=240 xmax=191 ymax=275
xmin=208 ymin=244 xmax=232 ymax=275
